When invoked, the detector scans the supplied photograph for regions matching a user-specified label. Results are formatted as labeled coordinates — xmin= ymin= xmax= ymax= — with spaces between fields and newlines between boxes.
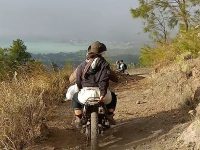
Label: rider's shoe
xmin=74 ymin=116 xmax=82 ymax=129
xmin=107 ymin=114 xmax=116 ymax=125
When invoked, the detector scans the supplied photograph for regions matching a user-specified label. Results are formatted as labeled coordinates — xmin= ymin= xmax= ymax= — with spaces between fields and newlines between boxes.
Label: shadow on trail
xmin=43 ymin=127 xmax=86 ymax=150
xmin=100 ymin=108 xmax=190 ymax=150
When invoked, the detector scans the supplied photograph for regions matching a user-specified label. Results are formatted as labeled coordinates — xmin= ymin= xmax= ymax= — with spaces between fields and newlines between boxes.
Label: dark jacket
xmin=76 ymin=57 xmax=111 ymax=97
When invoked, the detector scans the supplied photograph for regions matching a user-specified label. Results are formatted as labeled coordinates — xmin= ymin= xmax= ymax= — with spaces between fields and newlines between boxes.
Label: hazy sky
xmin=0 ymin=0 xmax=149 ymax=42
xmin=0 ymin=0 xmax=152 ymax=54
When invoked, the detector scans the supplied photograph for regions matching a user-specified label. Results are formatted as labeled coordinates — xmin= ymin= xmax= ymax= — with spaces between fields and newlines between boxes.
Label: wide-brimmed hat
xmin=87 ymin=41 xmax=107 ymax=54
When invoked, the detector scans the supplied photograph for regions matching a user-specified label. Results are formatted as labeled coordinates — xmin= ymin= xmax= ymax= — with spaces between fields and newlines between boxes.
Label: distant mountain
xmin=31 ymin=50 xmax=139 ymax=68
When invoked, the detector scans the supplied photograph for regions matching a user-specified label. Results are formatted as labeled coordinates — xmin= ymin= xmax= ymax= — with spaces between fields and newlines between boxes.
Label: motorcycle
xmin=81 ymin=97 xmax=110 ymax=150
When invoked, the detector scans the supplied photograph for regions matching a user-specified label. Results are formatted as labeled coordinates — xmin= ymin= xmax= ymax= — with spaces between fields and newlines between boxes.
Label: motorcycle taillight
xmin=98 ymin=106 xmax=105 ymax=114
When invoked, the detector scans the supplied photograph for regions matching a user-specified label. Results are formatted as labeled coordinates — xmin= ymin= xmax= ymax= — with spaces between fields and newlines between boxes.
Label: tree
xmin=192 ymin=9 xmax=200 ymax=26
xmin=0 ymin=39 xmax=32 ymax=80
xmin=131 ymin=0 xmax=200 ymax=41
xmin=9 ymin=39 xmax=31 ymax=65
xmin=163 ymin=0 xmax=200 ymax=31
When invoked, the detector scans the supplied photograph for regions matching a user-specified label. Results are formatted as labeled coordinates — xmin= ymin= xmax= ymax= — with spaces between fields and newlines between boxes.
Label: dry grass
xmin=0 ymin=80 xmax=45 ymax=149
xmin=0 ymin=66 xmax=71 ymax=150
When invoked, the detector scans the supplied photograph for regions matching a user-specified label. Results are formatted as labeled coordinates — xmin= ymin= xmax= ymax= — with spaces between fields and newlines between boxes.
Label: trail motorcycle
xmin=81 ymin=97 xmax=110 ymax=150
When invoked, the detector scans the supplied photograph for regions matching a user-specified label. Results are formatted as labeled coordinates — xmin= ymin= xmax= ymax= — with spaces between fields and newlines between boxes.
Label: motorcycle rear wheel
xmin=91 ymin=111 xmax=98 ymax=150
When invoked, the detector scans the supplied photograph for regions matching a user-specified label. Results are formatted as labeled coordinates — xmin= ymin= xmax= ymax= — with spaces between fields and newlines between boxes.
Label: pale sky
xmin=0 ymin=0 xmax=149 ymax=42
xmin=0 ymin=0 xmax=152 ymax=53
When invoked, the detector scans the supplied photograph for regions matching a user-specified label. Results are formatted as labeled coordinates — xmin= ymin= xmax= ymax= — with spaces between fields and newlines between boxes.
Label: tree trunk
xmin=182 ymin=0 xmax=189 ymax=31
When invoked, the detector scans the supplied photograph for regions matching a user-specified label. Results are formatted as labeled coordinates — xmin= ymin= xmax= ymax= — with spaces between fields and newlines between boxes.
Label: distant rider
xmin=116 ymin=60 xmax=121 ymax=70
xmin=116 ymin=60 xmax=127 ymax=73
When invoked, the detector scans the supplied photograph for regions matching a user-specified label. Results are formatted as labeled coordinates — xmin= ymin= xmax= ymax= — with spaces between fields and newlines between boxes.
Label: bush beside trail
xmin=0 ymin=38 xmax=74 ymax=149
xmin=0 ymin=66 xmax=70 ymax=150
xmin=140 ymin=27 xmax=200 ymax=67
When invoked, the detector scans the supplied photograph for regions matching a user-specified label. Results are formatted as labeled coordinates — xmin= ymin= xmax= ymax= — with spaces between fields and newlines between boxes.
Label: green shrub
xmin=140 ymin=28 xmax=200 ymax=66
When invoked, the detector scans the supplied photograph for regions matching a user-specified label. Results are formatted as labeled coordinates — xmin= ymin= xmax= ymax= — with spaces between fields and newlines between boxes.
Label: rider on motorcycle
xmin=72 ymin=41 xmax=118 ymax=128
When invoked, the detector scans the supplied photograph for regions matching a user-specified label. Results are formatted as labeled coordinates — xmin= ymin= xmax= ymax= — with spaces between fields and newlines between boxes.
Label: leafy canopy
xmin=131 ymin=0 xmax=200 ymax=41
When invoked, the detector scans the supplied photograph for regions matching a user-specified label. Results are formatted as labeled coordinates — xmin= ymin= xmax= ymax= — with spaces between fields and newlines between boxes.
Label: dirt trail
xmin=27 ymin=69 xmax=191 ymax=150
